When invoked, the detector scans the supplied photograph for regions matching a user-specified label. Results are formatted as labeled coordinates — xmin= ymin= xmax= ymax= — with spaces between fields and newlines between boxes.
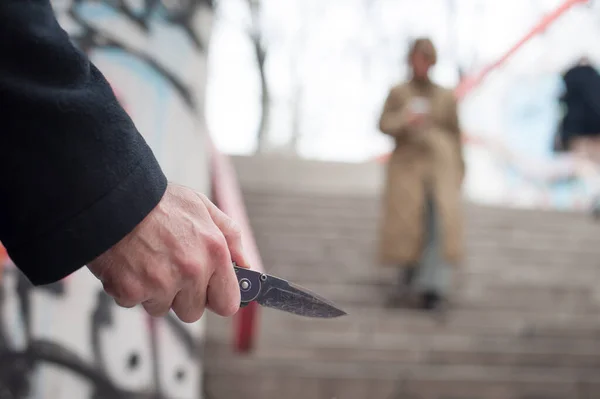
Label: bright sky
xmin=205 ymin=0 xmax=600 ymax=162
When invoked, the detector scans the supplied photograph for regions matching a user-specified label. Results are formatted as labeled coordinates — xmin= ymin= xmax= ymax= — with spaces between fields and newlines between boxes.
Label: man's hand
xmin=87 ymin=183 xmax=248 ymax=323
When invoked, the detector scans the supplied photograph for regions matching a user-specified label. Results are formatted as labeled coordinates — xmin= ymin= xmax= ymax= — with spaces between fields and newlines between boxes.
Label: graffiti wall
xmin=0 ymin=1 xmax=214 ymax=397
xmin=0 ymin=261 xmax=201 ymax=399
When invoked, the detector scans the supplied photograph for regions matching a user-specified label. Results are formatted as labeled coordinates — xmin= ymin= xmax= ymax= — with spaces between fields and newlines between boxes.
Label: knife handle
xmin=234 ymin=262 xmax=262 ymax=306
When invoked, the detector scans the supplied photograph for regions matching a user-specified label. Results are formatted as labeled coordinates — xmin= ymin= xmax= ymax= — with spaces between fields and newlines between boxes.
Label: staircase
xmin=203 ymin=156 xmax=600 ymax=399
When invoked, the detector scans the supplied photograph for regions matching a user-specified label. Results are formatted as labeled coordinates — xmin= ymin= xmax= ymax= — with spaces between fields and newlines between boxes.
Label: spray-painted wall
xmin=0 ymin=1 xmax=214 ymax=397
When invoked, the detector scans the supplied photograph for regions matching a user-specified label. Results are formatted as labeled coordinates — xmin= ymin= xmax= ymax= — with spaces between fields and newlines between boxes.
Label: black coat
xmin=556 ymin=64 xmax=600 ymax=150
xmin=0 ymin=0 xmax=168 ymax=285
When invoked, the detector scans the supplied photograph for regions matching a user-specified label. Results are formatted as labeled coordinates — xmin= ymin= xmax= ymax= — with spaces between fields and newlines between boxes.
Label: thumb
xmin=197 ymin=193 xmax=251 ymax=269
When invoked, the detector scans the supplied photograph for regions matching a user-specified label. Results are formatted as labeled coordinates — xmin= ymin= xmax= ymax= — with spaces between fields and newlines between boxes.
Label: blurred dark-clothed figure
xmin=554 ymin=57 xmax=600 ymax=215
xmin=555 ymin=57 xmax=600 ymax=160
xmin=377 ymin=38 xmax=465 ymax=311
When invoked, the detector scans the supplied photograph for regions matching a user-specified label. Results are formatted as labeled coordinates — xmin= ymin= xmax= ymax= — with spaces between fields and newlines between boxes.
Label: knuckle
xmin=145 ymin=268 xmax=171 ymax=293
xmin=118 ymin=282 xmax=146 ymax=304
xmin=203 ymin=232 xmax=228 ymax=260
xmin=101 ymin=280 xmax=118 ymax=298
xmin=178 ymin=258 xmax=201 ymax=280
xmin=101 ymin=272 xmax=146 ymax=305
xmin=225 ymin=219 xmax=242 ymax=240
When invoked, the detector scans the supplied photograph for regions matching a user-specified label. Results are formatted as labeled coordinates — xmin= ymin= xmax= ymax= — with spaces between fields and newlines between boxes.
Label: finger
xmin=206 ymin=267 xmax=241 ymax=317
xmin=202 ymin=231 xmax=241 ymax=317
xmin=171 ymin=284 xmax=206 ymax=323
xmin=199 ymin=226 xmax=241 ymax=317
xmin=197 ymin=194 xmax=250 ymax=269
xmin=102 ymin=274 xmax=146 ymax=309
xmin=113 ymin=297 xmax=137 ymax=309
xmin=142 ymin=297 xmax=174 ymax=318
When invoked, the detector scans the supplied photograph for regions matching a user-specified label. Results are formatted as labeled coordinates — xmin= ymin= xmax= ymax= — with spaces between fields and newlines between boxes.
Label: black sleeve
xmin=0 ymin=0 xmax=168 ymax=285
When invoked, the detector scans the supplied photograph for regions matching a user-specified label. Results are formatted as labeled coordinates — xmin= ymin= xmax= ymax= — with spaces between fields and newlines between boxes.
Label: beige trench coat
xmin=377 ymin=79 xmax=465 ymax=267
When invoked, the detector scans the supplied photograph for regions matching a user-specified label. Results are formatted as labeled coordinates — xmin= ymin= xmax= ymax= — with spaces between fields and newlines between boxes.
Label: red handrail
xmin=206 ymin=136 xmax=264 ymax=353
xmin=455 ymin=0 xmax=588 ymax=99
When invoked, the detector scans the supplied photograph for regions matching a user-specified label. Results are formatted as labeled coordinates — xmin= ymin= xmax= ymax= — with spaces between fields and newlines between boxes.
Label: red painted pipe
xmin=455 ymin=0 xmax=588 ymax=99
xmin=206 ymin=136 xmax=264 ymax=353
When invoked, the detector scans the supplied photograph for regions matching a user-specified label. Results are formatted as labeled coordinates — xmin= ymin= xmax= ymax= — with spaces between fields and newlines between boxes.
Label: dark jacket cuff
xmin=7 ymin=150 xmax=168 ymax=286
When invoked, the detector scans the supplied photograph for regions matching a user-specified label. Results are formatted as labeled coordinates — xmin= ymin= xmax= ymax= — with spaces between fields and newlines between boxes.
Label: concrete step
xmin=265 ymin=281 xmax=600 ymax=312
xmin=259 ymin=253 xmax=600 ymax=278
xmin=206 ymin=180 xmax=600 ymax=399
xmin=249 ymin=227 xmax=600 ymax=255
xmin=244 ymin=211 xmax=600 ymax=235
xmin=206 ymin=340 xmax=600 ymax=370
xmin=241 ymin=190 xmax=593 ymax=224
xmin=250 ymin=223 xmax=600 ymax=243
xmin=256 ymin=243 xmax=600 ymax=269
xmin=205 ymin=160 xmax=600 ymax=399
xmin=261 ymin=261 xmax=600 ymax=289
xmin=204 ymin=353 xmax=600 ymax=399
xmin=249 ymin=232 xmax=600 ymax=262
xmin=208 ymin=305 xmax=600 ymax=341
xmin=246 ymin=220 xmax=600 ymax=251
xmin=206 ymin=308 xmax=600 ymax=369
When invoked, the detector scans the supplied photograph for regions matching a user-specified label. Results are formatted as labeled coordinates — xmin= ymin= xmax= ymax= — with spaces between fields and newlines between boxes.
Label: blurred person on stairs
xmin=377 ymin=38 xmax=465 ymax=312
xmin=554 ymin=56 xmax=600 ymax=215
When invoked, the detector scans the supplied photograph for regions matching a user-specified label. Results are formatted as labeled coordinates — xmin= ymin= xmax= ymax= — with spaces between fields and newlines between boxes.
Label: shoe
xmin=421 ymin=290 xmax=441 ymax=310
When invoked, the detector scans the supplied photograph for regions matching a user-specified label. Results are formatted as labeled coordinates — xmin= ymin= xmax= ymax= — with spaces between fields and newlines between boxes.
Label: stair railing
xmin=455 ymin=0 xmax=589 ymax=100
xmin=207 ymin=136 xmax=264 ymax=353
